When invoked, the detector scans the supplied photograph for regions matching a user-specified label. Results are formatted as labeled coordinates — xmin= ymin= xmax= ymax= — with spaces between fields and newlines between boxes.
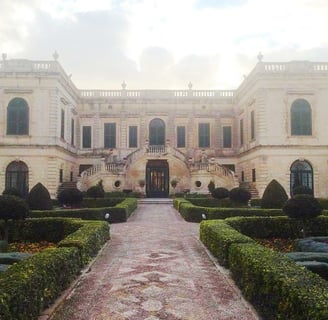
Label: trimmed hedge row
xmin=177 ymin=199 xmax=283 ymax=222
xmin=30 ymin=198 xmax=138 ymax=223
xmin=200 ymin=217 xmax=328 ymax=320
xmin=229 ymin=243 xmax=328 ymax=320
xmin=0 ymin=218 xmax=109 ymax=320
xmin=81 ymin=197 xmax=123 ymax=208
xmin=199 ymin=220 xmax=254 ymax=266
xmin=226 ymin=216 xmax=328 ymax=239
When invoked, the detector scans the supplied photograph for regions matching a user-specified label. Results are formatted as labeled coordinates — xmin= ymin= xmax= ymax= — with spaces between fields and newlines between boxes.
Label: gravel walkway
xmin=48 ymin=204 xmax=259 ymax=320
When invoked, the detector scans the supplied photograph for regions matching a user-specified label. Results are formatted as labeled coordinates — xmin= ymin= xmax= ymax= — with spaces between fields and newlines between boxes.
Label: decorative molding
xmin=4 ymin=88 xmax=33 ymax=94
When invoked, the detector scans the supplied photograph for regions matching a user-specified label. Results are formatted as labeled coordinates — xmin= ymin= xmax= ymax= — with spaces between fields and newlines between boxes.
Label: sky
xmin=1 ymin=0 xmax=328 ymax=90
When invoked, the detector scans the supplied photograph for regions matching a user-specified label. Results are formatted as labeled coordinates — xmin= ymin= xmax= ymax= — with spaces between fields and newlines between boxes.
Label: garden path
xmin=47 ymin=203 xmax=259 ymax=320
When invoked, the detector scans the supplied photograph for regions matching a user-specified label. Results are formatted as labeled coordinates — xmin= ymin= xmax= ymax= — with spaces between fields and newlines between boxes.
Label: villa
xmin=1 ymin=53 xmax=328 ymax=198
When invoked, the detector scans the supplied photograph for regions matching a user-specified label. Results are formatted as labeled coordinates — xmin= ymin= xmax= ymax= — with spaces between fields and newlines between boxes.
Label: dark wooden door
xmin=146 ymin=160 xmax=169 ymax=198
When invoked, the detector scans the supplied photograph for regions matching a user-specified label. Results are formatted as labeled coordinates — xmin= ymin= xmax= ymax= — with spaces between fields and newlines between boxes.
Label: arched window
xmin=5 ymin=161 xmax=29 ymax=197
xmin=291 ymin=99 xmax=312 ymax=135
xmin=149 ymin=118 xmax=165 ymax=146
xmin=290 ymin=160 xmax=313 ymax=195
xmin=7 ymin=98 xmax=29 ymax=135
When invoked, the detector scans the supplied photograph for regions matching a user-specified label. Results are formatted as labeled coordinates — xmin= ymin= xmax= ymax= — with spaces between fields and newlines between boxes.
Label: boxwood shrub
xmin=229 ymin=242 xmax=328 ymax=320
xmin=81 ymin=197 xmax=123 ymax=208
xmin=30 ymin=198 xmax=137 ymax=223
xmin=178 ymin=199 xmax=283 ymax=222
xmin=200 ymin=216 xmax=328 ymax=320
xmin=0 ymin=247 xmax=80 ymax=320
xmin=0 ymin=218 xmax=109 ymax=320
xmin=200 ymin=220 xmax=254 ymax=266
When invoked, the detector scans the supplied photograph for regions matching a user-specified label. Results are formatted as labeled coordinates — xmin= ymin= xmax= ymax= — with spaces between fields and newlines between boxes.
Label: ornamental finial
xmin=53 ymin=51 xmax=59 ymax=61
xmin=257 ymin=52 xmax=263 ymax=62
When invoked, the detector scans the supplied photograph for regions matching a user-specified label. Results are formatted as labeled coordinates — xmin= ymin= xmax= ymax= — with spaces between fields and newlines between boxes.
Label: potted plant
xmin=170 ymin=179 xmax=178 ymax=189
xmin=138 ymin=179 xmax=145 ymax=188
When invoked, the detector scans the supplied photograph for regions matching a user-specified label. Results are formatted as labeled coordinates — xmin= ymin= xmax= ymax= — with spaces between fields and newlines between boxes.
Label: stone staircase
xmin=57 ymin=181 xmax=77 ymax=195
xmin=240 ymin=182 xmax=260 ymax=199
xmin=138 ymin=198 xmax=173 ymax=205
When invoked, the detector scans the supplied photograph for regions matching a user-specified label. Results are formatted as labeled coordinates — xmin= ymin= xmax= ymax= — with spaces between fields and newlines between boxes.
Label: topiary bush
xmin=57 ymin=188 xmax=84 ymax=207
xmin=86 ymin=185 xmax=105 ymax=199
xmin=211 ymin=187 xmax=229 ymax=199
xmin=0 ymin=195 xmax=29 ymax=242
xmin=293 ymin=185 xmax=313 ymax=196
xmin=28 ymin=182 xmax=53 ymax=210
xmin=2 ymin=187 xmax=22 ymax=198
xmin=208 ymin=181 xmax=215 ymax=194
xmin=283 ymin=194 xmax=322 ymax=219
xmin=261 ymin=179 xmax=288 ymax=209
xmin=229 ymin=187 xmax=251 ymax=205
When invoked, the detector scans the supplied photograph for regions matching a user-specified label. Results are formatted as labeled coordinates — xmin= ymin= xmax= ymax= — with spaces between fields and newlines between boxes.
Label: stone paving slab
xmin=49 ymin=204 xmax=259 ymax=320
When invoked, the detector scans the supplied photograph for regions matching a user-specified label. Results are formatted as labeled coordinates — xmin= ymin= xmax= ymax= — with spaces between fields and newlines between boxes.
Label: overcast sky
xmin=1 ymin=0 xmax=328 ymax=90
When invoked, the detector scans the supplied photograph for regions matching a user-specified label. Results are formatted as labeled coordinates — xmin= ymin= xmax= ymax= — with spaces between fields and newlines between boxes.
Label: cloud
xmin=1 ymin=0 xmax=328 ymax=89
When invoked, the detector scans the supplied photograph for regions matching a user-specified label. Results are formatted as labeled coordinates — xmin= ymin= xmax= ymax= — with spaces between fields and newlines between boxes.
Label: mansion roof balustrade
xmin=79 ymin=89 xmax=235 ymax=100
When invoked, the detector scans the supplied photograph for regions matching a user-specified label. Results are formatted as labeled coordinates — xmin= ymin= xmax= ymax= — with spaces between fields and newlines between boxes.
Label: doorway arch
xmin=146 ymin=160 xmax=169 ymax=198
xmin=5 ymin=161 xmax=29 ymax=197
xmin=290 ymin=159 xmax=313 ymax=195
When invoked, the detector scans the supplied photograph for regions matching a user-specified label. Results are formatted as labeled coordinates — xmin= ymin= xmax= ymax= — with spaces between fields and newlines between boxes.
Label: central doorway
xmin=146 ymin=160 xmax=169 ymax=198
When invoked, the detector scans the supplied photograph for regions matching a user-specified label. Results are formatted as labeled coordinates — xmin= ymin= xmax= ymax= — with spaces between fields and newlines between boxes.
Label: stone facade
xmin=1 ymin=57 xmax=328 ymax=198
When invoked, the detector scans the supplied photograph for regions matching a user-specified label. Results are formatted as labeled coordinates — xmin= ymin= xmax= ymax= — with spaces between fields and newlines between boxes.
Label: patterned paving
xmin=49 ymin=204 xmax=259 ymax=320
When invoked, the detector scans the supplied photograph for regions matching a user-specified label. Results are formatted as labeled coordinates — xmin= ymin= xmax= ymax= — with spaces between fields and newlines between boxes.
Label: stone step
xmin=138 ymin=198 xmax=173 ymax=205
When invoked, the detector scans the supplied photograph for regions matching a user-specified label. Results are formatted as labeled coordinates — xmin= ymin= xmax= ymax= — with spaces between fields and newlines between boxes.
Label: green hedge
xmin=173 ymin=198 xmax=191 ymax=211
xmin=178 ymin=199 xmax=283 ymax=222
xmin=58 ymin=220 xmax=109 ymax=265
xmin=81 ymin=197 xmax=123 ymax=208
xmin=199 ymin=220 xmax=254 ymax=266
xmin=200 ymin=216 xmax=328 ymax=320
xmin=318 ymin=198 xmax=328 ymax=209
xmin=30 ymin=198 xmax=138 ymax=223
xmin=229 ymin=243 xmax=328 ymax=320
xmin=226 ymin=216 xmax=328 ymax=239
xmin=0 ymin=218 xmax=109 ymax=320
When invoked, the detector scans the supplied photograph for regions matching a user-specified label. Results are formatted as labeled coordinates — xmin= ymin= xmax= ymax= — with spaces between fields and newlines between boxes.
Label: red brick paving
xmin=49 ymin=204 xmax=259 ymax=320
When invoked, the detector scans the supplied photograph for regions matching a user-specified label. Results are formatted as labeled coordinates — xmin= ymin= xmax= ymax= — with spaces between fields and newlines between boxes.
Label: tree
xmin=57 ymin=188 xmax=84 ymax=207
xmin=0 ymin=195 xmax=29 ymax=242
xmin=261 ymin=179 xmax=288 ymax=209
xmin=28 ymin=182 xmax=53 ymax=210
xmin=208 ymin=181 xmax=215 ymax=194
xmin=229 ymin=187 xmax=251 ymax=205
xmin=86 ymin=180 xmax=105 ymax=199
xmin=211 ymin=187 xmax=229 ymax=199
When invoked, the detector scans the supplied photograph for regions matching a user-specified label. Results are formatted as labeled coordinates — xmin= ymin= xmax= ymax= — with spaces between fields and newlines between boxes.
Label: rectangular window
xmin=82 ymin=126 xmax=91 ymax=148
xmin=70 ymin=171 xmax=73 ymax=182
xmin=251 ymin=111 xmax=255 ymax=140
xmin=241 ymin=170 xmax=245 ymax=182
xmin=59 ymin=169 xmax=63 ymax=183
xmin=104 ymin=123 xmax=116 ymax=148
xmin=240 ymin=119 xmax=244 ymax=146
xmin=71 ymin=119 xmax=75 ymax=146
xmin=129 ymin=126 xmax=138 ymax=148
xmin=61 ymin=109 xmax=65 ymax=139
xmin=198 ymin=123 xmax=210 ymax=148
xmin=252 ymin=168 xmax=256 ymax=182
xmin=177 ymin=126 xmax=186 ymax=148
xmin=223 ymin=126 xmax=232 ymax=148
